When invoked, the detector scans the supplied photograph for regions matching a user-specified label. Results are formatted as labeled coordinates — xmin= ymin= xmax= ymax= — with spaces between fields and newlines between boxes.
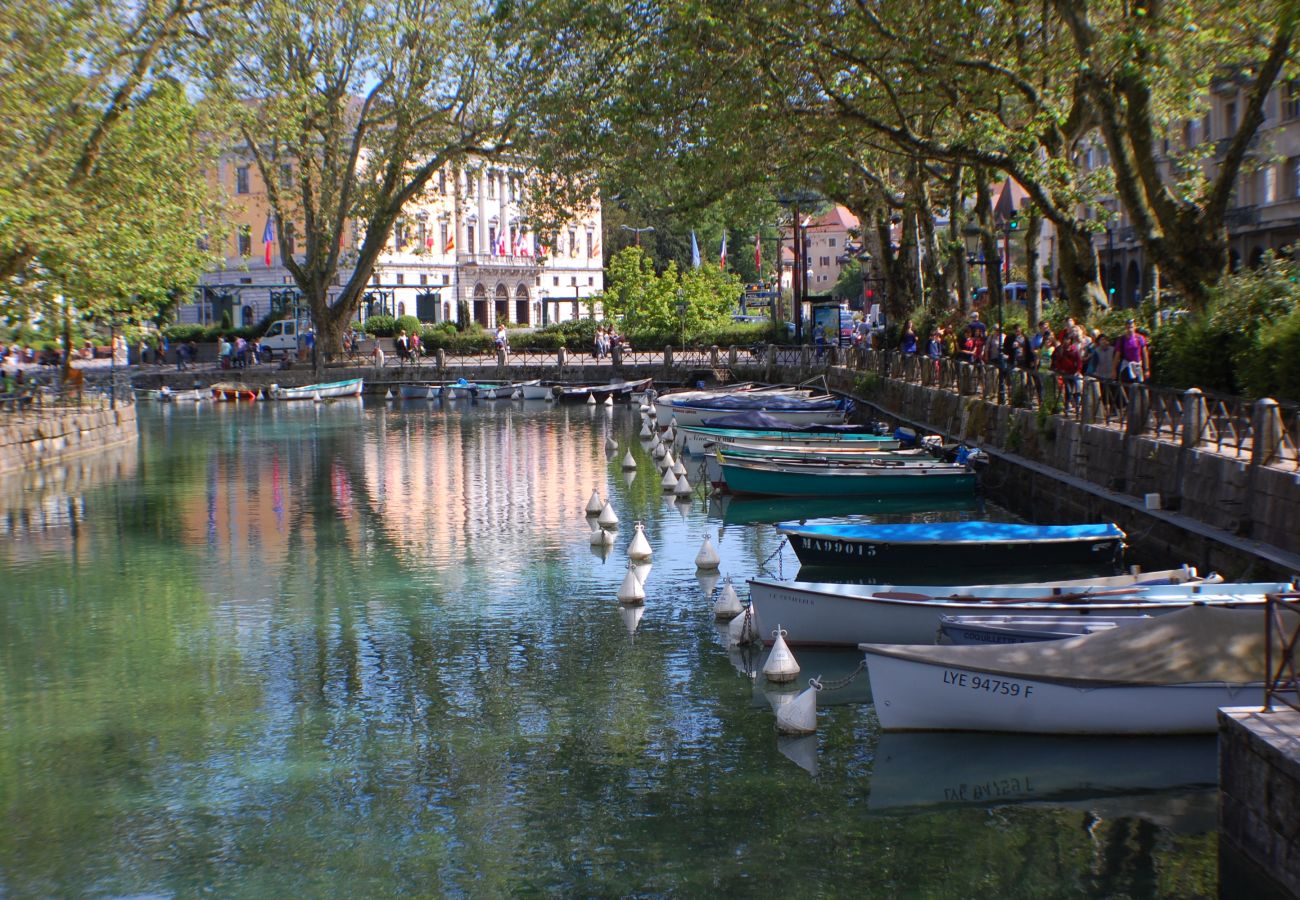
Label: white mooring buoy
xmin=694 ymin=535 xmax=721 ymax=570
xmin=762 ymin=627 xmax=801 ymax=684
xmin=664 ymin=425 xmax=676 ymax=444
xmin=660 ymin=449 xmax=676 ymax=471
xmin=632 ymin=561 xmax=652 ymax=586
xmin=385 ymin=388 xmax=394 ymax=400
xmin=586 ymin=393 xmax=596 ymax=405
xmin=652 ymin=442 xmax=665 ymax=461
xmin=617 ymin=563 xmax=646 ymax=605
xmin=512 ymin=389 xmax=523 ymax=400
xmin=713 ymin=578 xmax=743 ymax=619
xmin=775 ymin=680 xmax=820 ymax=735
xmin=660 ymin=467 xmax=678 ymax=491
xmin=674 ymin=474 xmax=692 ymax=497
xmin=604 ymin=395 xmax=614 ymax=407
xmin=672 ymin=460 xmax=687 ymax=477
xmin=627 ymin=522 xmax=653 ymax=561
xmin=585 ymin=490 xmax=604 ymax=516
xmin=727 ymin=604 xmax=761 ymax=647
xmin=597 ymin=502 xmax=619 ymax=530
xmin=589 ymin=523 xmax=615 ymax=546
xmin=639 ymin=423 xmax=652 ymax=440
xmin=622 ymin=450 xmax=637 ymax=470
xmin=313 ymin=391 xmax=323 ymax=403
xmin=669 ymin=415 xmax=678 ymax=429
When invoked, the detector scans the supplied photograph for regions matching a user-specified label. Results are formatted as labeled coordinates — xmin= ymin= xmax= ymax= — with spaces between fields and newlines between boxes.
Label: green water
xmin=0 ymin=400 xmax=1219 ymax=897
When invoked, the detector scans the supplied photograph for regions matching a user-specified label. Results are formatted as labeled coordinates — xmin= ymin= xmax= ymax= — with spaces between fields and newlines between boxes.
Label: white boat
xmin=679 ymin=427 xmax=899 ymax=456
xmin=938 ymin=614 xmax=1133 ymax=645
xmin=487 ymin=379 xmax=538 ymax=400
xmin=861 ymin=606 xmax=1284 ymax=734
xmin=666 ymin=399 xmax=847 ymax=429
xmin=267 ymin=377 xmax=363 ymax=400
xmin=399 ymin=383 xmax=441 ymax=400
xmin=651 ymin=385 xmax=805 ymax=422
xmin=520 ymin=381 xmax=556 ymax=400
xmin=743 ymin=572 xmax=1297 ymax=648
xmin=157 ymin=387 xmax=208 ymax=403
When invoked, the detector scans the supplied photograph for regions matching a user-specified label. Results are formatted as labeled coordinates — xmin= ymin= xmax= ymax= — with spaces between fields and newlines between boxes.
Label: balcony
xmin=457 ymin=252 xmax=540 ymax=269
xmin=1226 ymin=206 xmax=1262 ymax=229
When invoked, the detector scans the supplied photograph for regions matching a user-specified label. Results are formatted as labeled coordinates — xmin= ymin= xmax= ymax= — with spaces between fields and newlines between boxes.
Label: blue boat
xmin=777 ymin=521 xmax=1126 ymax=569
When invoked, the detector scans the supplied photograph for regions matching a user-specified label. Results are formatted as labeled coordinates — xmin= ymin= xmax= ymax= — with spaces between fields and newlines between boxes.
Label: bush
xmin=363 ymin=315 xmax=397 ymax=337
xmin=164 ymin=324 xmax=208 ymax=342
xmin=417 ymin=325 xmax=493 ymax=353
xmin=512 ymin=331 xmax=568 ymax=351
xmin=395 ymin=315 xmax=421 ymax=336
xmin=700 ymin=322 xmax=781 ymax=348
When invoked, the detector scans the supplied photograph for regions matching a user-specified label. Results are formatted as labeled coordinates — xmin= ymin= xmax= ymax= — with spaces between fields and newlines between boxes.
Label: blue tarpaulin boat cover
xmin=699 ymin=410 xmax=871 ymax=432
xmin=776 ymin=522 xmax=1125 ymax=544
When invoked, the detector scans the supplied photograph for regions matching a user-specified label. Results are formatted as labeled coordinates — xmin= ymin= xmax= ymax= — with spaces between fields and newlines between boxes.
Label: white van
xmin=261 ymin=319 xmax=310 ymax=357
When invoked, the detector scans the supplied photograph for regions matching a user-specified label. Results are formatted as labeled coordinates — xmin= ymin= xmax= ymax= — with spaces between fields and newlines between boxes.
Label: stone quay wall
xmin=0 ymin=401 xmax=138 ymax=477
xmin=1219 ymin=707 xmax=1300 ymax=897
xmin=748 ymin=362 xmax=1300 ymax=580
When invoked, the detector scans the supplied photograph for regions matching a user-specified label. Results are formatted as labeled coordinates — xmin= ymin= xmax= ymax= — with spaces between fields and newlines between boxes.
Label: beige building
xmin=187 ymin=153 xmax=602 ymax=329
xmin=1085 ymin=74 xmax=1300 ymax=307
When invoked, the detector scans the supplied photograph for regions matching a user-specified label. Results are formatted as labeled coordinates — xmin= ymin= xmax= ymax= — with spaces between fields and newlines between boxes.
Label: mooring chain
xmin=759 ymin=537 xmax=788 ymax=569
xmin=814 ymin=659 xmax=867 ymax=692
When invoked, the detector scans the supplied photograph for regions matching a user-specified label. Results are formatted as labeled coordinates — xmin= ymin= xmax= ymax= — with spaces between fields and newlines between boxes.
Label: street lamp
xmin=676 ymin=288 xmax=687 ymax=347
xmin=620 ymin=225 xmax=655 ymax=246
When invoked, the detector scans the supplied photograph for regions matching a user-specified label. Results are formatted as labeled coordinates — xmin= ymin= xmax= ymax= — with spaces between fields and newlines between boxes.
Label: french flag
xmin=263 ymin=215 xmax=275 ymax=266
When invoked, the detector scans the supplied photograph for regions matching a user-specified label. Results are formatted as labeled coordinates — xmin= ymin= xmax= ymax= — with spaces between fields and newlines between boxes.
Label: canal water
xmin=0 ymin=399 xmax=1218 ymax=896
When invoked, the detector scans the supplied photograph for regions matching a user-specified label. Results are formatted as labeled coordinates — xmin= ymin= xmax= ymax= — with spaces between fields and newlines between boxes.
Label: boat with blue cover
xmin=778 ymin=521 xmax=1126 ymax=568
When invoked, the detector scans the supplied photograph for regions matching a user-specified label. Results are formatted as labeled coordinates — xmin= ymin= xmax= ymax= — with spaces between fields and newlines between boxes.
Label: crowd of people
xmin=897 ymin=311 xmax=1151 ymax=407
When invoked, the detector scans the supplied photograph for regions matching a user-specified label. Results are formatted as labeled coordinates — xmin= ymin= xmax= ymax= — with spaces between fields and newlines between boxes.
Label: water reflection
xmin=0 ymin=400 xmax=1220 ymax=896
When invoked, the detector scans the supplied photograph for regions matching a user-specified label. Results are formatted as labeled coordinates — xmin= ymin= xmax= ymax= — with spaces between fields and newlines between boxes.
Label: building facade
xmin=187 ymin=153 xmax=602 ymax=329
xmin=1086 ymin=74 xmax=1300 ymax=308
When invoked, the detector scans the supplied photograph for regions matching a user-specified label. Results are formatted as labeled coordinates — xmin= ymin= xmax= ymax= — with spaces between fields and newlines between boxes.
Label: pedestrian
xmin=371 ymin=340 xmax=386 ymax=368
xmin=176 ymin=341 xmax=187 ymax=371
xmin=1052 ymin=329 xmax=1084 ymax=410
xmin=1114 ymin=318 xmax=1150 ymax=384
xmin=218 ymin=335 xmax=232 ymax=370
xmin=900 ymin=320 xmax=918 ymax=355
xmin=234 ymin=336 xmax=248 ymax=369
xmin=926 ymin=329 xmax=942 ymax=380
xmin=495 ymin=323 xmax=509 ymax=358
xmin=395 ymin=329 xmax=411 ymax=365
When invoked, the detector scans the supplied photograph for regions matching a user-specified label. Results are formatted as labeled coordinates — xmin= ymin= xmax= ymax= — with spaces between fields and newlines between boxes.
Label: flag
xmin=262 ymin=214 xmax=275 ymax=265
xmin=690 ymin=231 xmax=700 ymax=268
xmin=426 ymin=233 xmax=434 ymax=250
xmin=719 ymin=232 xmax=727 ymax=270
xmin=511 ymin=231 xmax=519 ymax=256
xmin=444 ymin=233 xmax=455 ymax=254
xmin=754 ymin=233 xmax=762 ymax=273
xmin=519 ymin=231 xmax=530 ymax=257
xmin=497 ymin=233 xmax=507 ymax=255
xmin=589 ymin=237 xmax=600 ymax=258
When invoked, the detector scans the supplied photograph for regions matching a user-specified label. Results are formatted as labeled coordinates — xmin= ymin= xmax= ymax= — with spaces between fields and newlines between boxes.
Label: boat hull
xmin=784 ymin=530 xmax=1118 ymax=567
xmin=864 ymin=651 xmax=1263 ymax=734
xmin=680 ymin=428 xmax=899 ymax=456
xmin=555 ymin=377 xmax=653 ymax=403
xmin=668 ymin=405 xmax=846 ymax=428
xmin=721 ymin=460 xmax=974 ymax=497
xmin=269 ymin=378 xmax=363 ymax=400
xmin=398 ymin=384 xmax=441 ymax=400
xmin=745 ymin=578 xmax=1279 ymax=647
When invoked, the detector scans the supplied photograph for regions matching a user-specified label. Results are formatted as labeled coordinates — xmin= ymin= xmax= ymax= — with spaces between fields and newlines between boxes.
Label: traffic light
xmin=1008 ymin=217 xmax=1021 ymax=232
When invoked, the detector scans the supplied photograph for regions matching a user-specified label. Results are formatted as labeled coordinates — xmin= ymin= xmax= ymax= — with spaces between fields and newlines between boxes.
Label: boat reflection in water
xmin=867 ymin=731 xmax=1217 ymax=827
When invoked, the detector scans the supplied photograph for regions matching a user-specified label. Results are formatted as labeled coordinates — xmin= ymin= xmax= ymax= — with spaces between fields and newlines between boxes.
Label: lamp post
xmin=676 ymin=288 xmax=687 ymax=348
xmin=619 ymin=225 xmax=655 ymax=246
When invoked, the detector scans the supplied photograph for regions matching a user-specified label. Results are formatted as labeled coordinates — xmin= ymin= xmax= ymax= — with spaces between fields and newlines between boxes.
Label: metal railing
xmin=1263 ymin=593 xmax=1300 ymax=714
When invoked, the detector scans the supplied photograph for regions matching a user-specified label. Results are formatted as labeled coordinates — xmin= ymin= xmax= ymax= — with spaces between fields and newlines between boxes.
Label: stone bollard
xmin=728 ymin=346 xmax=738 ymax=368
xmin=558 ymin=346 xmax=568 ymax=368
xmin=1252 ymin=398 xmax=1283 ymax=466
xmin=827 ymin=346 xmax=838 ymax=367
xmin=497 ymin=347 xmax=507 ymax=367
xmin=664 ymin=345 xmax=674 ymax=368
xmin=1081 ymin=377 xmax=1102 ymax=423
xmin=1181 ymin=388 xmax=1208 ymax=448
xmin=612 ymin=344 xmax=622 ymax=366
xmin=710 ymin=345 xmax=720 ymax=367
xmin=1126 ymin=384 xmax=1150 ymax=435
xmin=800 ymin=345 xmax=811 ymax=369
xmin=436 ymin=348 xmax=446 ymax=371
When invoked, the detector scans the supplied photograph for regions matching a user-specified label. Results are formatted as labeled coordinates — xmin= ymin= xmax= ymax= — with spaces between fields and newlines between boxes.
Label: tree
xmin=0 ymin=0 xmax=218 ymax=369
xmin=202 ymin=0 xmax=555 ymax=373
xmin=599 ymin=246 xmax=741 ymax=339
xmin=1057 ymin=0 xmax=1299 ymax=310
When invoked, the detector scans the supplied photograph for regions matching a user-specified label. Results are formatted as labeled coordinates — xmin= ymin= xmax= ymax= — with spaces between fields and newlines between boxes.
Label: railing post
xmin=1253 ymin=397 xmax=1283 ymax=465
xmin=827 ymin=346 xmax=838 ymax=368
xmin=612 ymin=344 xmax=622 ymax=367
xmin=1181 ymin=388 xmax=1208 ymax=449
xmin=558 ymin=346 xmax=568 ymax=368
xmin=1081 ymin=377 xmax=1102 ymax=423
xmin=710 ymin=345 xmax=720 ymax=367
xmin=664 ymin=345 xmax=674 ymax=368
xmin=436 ymin=348 xmax=446 ymax=372
xmin=800 ymin=345 xmax=811 ymax=371
xmin=497 ymin=347 xmax=506 ymax=368
xmin=1126 ymin=384 xmax=1150 ymax=435
xmin=728 ymin=346 xmax=738 ymax=367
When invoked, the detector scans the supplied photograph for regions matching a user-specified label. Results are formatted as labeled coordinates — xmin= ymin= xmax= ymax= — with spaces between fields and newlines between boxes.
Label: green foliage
xmin=363 ymin=315 xmax=397 ymax=337
xmin=395 ymin=315 xmax=422 ymax=336
xmin=600 ymin=247 xmax=743 ymax=336
xmin=1149 ymin=257 xmax=1300 ymax=399
xmin=417 ymin=327 xmax=493 ymax=353
xmin=512 ymin=331 xmax=568 ymax=351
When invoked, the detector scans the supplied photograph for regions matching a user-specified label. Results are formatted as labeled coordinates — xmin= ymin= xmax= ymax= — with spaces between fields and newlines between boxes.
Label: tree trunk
xmin=1025 ymin=210 xmax=1043 ymax=328
xmin=1055 ymin=222 xmax=1106 ymax=320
